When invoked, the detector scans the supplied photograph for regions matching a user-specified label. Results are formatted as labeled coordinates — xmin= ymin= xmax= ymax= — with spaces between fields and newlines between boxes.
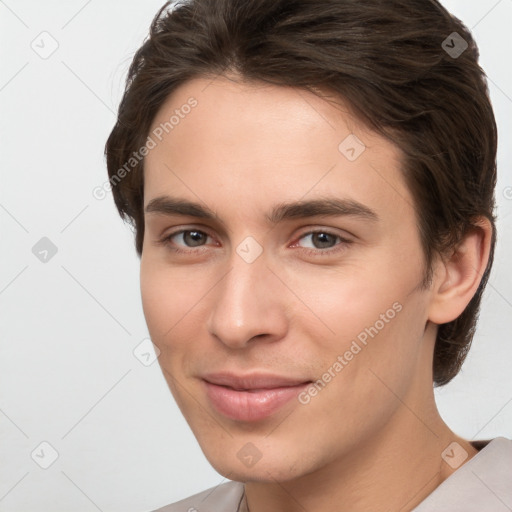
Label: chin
xmin=210 ymin=461 xmax=305 ymax=484
xmin=199 ymin=439 xmax=317 ymax=483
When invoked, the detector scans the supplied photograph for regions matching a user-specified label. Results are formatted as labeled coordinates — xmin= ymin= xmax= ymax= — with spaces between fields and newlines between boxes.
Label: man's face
xmin=140 ymin=76 xmax=436 ymax=481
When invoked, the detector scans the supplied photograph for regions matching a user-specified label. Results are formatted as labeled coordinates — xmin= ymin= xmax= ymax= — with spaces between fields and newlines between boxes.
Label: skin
xmin=140 ymin=75 xmax=492 ymax=512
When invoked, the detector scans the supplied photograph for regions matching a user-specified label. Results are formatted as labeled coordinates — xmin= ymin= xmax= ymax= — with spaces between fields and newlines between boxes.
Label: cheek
xmin=284 ymin=249 xmax=426 ymax=386
xmin=324 ymin=294 xmax=426 ymax=417
xmin=140 ymin=262 xmax=207 ymax=407
xmin=140 ymin=260 xmax=203 ymax=344
xmin=282 ymin=258 xmax=413 ymax=345
xmin=140 ymin=263 xmax=172 ymax=338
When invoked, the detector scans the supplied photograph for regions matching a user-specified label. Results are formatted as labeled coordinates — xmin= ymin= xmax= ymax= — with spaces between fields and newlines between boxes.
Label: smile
xmin=202 ymin=372 xmax=312 ymax=422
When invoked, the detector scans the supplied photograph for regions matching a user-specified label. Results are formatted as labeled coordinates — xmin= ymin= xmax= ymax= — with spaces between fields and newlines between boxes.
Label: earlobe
xmin=428 ymin=217 xmax=492 ymax=325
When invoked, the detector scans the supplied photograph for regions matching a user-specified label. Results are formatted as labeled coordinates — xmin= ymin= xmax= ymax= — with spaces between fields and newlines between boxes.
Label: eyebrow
xmin=144 ymin=196 xmax=379 ymax=224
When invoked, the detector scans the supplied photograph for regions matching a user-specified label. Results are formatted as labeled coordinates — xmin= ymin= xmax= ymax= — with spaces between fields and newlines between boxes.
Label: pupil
xmin=314 ymin=233 xmax=334 ymax=248
xmin=185 ymin=231 xmax=204 ymax=246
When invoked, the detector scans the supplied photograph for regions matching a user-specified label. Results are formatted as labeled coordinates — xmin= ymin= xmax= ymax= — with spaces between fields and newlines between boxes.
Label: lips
xmin=203 ymin=372 xmax=311 ymax=390
xmin=202 ymin=372 xmax=312 ymax=422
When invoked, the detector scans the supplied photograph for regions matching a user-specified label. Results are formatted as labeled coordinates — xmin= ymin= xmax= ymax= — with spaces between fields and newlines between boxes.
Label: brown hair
xmin=105 ymin=0 xmax=497 ymax=386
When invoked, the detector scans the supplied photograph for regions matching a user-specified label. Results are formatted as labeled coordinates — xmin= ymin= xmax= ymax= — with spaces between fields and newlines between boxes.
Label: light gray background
xmin=1 ymin=1 xmax=511 ymax=511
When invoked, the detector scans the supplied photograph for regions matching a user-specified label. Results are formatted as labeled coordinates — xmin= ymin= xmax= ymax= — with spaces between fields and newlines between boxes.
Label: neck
xmin=243 ymin=389 xmax=477 ymax=512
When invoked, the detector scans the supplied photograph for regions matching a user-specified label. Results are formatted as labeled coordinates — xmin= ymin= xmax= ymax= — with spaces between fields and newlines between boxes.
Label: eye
xmin=157 ymin=228 xmax=352 ymax=257
xmin=298 ymin=232 xmax=338 ymax=249
xmin=158 ymin=229 xmax=214 ymax=253
xmin=293 ymin=230 xmax=352 ymax=256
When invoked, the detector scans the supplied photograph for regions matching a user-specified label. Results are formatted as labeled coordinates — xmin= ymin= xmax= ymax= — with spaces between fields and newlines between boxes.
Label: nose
xmin=206 ymin=251 xmax=288 ymax=349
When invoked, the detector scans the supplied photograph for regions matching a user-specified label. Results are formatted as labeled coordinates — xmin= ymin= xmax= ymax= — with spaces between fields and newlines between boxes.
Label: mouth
xmin=201 ymin=372 xmax=312 ymax=422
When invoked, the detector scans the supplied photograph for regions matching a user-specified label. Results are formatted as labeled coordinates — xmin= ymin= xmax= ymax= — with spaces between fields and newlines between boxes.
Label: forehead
xmin=143 ymin=76 xmax=414 ymax=224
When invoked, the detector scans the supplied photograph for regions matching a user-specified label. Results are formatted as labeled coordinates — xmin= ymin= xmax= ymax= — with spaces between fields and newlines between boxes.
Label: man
xmin=105 ymin=0 xmax=511 ymax=510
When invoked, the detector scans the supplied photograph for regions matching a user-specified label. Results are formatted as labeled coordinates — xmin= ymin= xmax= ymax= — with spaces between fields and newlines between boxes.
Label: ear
xmin=428 ymin=217 xmax=493 ymax=325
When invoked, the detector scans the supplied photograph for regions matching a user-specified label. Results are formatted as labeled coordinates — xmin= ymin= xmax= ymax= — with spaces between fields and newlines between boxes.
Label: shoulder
xmin=150 ymin=480 xmax=245 ymax=512
xmin=413 ymin=437 xmax=512 ymax=511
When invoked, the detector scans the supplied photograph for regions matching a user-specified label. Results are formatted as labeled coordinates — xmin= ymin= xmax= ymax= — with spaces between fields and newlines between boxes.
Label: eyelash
xmin=157 ymin=229 xmax=353 ymax=257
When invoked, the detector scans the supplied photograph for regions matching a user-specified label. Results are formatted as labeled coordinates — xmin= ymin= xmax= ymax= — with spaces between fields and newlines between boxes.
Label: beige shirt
xmin=152 ymin=437 xmax=512 ymax=512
